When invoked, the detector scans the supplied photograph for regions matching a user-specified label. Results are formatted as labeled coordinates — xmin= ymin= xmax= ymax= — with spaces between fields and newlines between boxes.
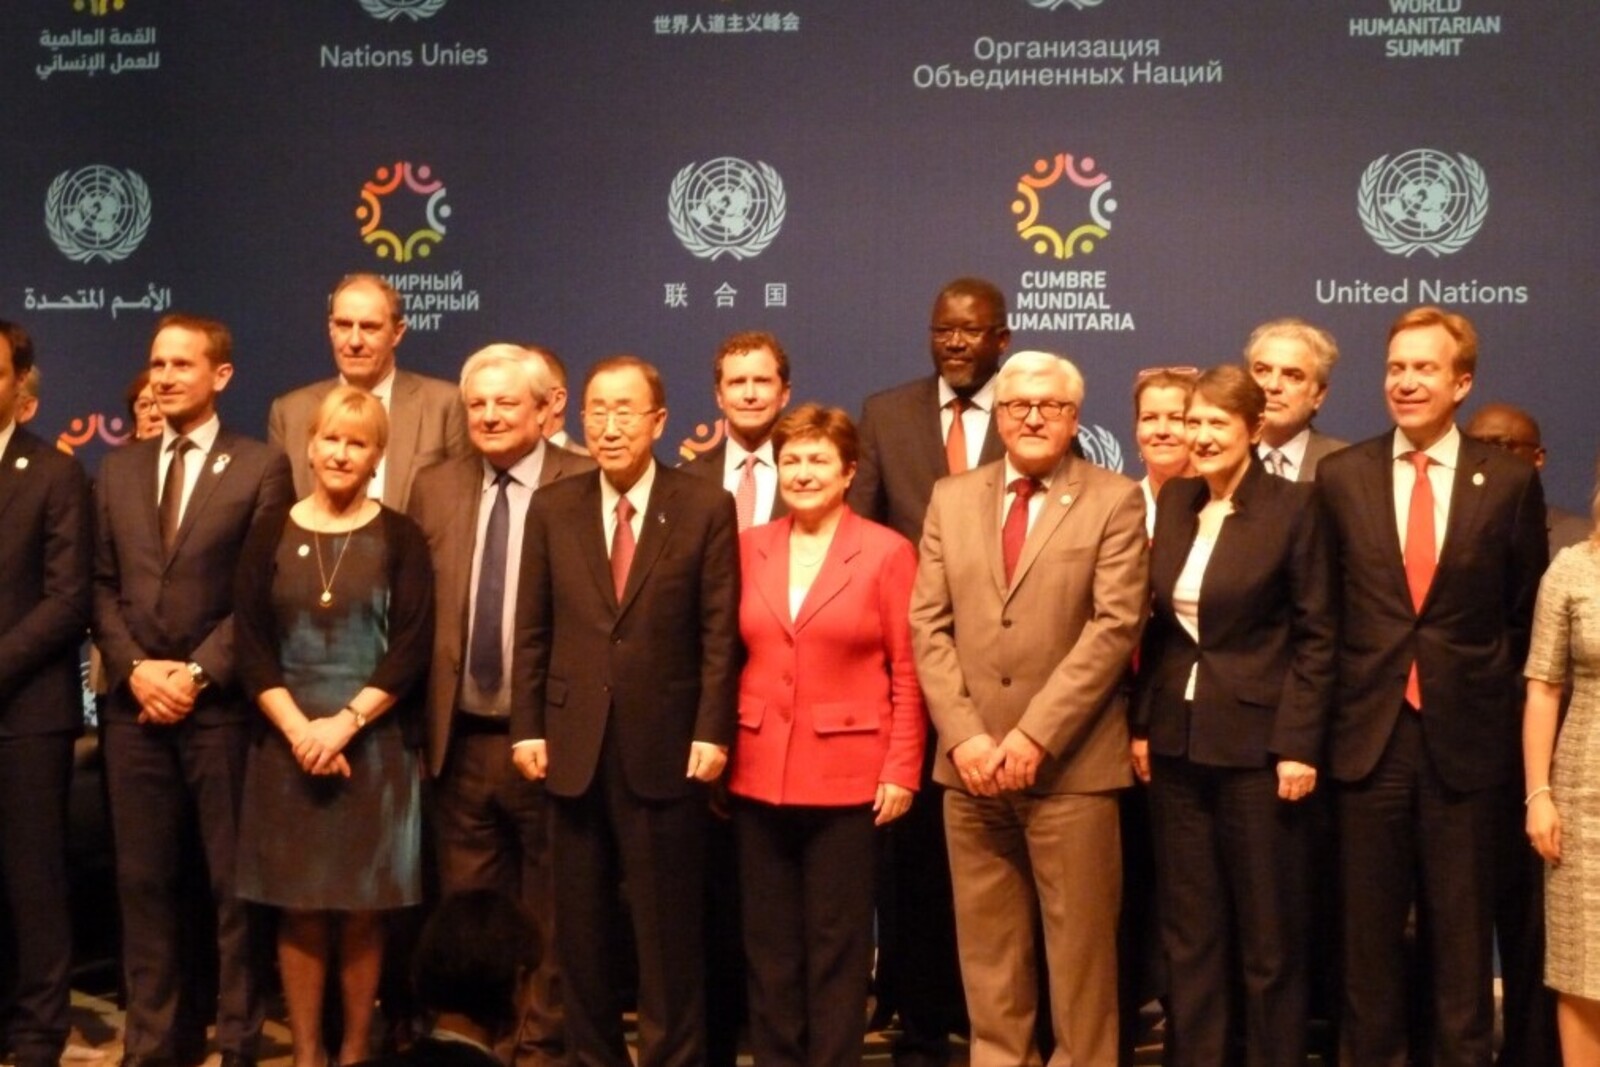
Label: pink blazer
xmin=728 ymin=508 xmax=927 ymax=806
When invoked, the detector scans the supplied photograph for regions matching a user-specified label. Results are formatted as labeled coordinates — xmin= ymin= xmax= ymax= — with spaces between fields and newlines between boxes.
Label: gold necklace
xmin=313 ymin=529 xmax=355 ymax=607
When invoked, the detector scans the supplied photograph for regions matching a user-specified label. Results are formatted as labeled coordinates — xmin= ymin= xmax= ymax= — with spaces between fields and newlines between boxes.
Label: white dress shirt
xmin=601 ymin=459 xmax=657 ymax=553
xmin=1391 ymin=425 xmax=1460 ymax=555
xmin=721 ymin=437 xmax=779 ymax=525
xmin=157 ymin=414 xmax=222 ymax=525
xmin=1258 ymin=427 xmax=1312 ymax=480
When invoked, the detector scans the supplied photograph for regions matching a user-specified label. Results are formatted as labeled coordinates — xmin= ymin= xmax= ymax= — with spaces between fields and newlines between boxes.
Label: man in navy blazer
xmin=95 ymin=315 xmax=294 ymax=1067
xmin=0 ymin=321 xmax=92 ymax=1067
xmin=511 ymin=355 xmax=739 ymax=1067
xmin=681 ymin=330 xmax=792 ymax=530
xmin=1317 ymin=307 xmax=1547 ymax=1067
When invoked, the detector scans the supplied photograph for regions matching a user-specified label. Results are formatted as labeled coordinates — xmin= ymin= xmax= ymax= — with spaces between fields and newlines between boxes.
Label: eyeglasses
xmin=133 ymin=399 xmax=160 ymax=414
xmin=996 ymin=399 xmax=1077 ymax=422
xmin=930 ymin=325 xmax=1002 ymax=343
xmin=581 ymin=407 xmax=659 ymax=432
xmin=1470 ymin=434 xmax=1543 ymax=457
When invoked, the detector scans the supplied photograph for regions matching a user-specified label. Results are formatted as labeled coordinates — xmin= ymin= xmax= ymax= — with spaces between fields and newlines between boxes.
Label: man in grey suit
xmin=1245 ymin=317 xmax=1348 ymax=482
xmin=408 ymin=344 xmax=594 ymax=1067
xmin=848 ymin=277 xmax=1010 ymax=1066
xmin=269 ymin=273 xmax=468 ymax=509
xmin=94 ymin=314 xmax=294 ymax=1067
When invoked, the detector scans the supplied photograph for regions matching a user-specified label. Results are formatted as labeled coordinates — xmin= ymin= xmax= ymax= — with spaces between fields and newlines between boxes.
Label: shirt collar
xmin=938 ymin=373 xmax=997 ymax=413
xmin=1260 ymin=426 xmax=1311 ymax=471
xmin=0 ymin=419 xmax=14 ymax=459
xmin=1003 ymin=454 xmax=1065 ymax=492
xmin=482 ymin=439 xmax=545 ymax=490
xmin=342 ymin=367 xmax=396 ymax=401
xmin=725 ymin=435 xmax=775 ymax=469
xmin=162 ymin=413 xmax=221 ymax=454
xmin=601 ymin=458 xmax=658 ymax=517
xmin=1391 ymin=423 xmax=1461 ymax=470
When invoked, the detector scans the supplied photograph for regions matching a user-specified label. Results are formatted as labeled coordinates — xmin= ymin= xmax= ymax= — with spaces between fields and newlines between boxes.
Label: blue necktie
xmin=469 ymin=469 xmax=512 ymax=694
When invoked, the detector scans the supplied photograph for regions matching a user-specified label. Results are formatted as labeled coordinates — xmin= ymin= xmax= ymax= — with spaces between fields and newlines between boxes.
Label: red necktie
xmin=1403 ymin=451 xmax=1437 ymax=709
xmin=611 ymin=496 xmax=636 ymax=602
xmin=1003 ymin=477 xmax=1039 ymax=585
xmin=945 ymin=398 xmax=968 ymax=475
xmin=735 ymin=454 xmax=757 ymax=532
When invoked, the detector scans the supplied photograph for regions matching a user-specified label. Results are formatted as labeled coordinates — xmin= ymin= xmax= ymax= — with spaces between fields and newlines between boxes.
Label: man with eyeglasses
xmin=911 ymin=350 xmax=1147 ymax=1067
xmin=511 ymin=355 xmax=739 ymax=1067
xmin=845 ymin=277 xmax=1009 ymax=1066
xmin=268 ymin=273 xmax=469 ymax=509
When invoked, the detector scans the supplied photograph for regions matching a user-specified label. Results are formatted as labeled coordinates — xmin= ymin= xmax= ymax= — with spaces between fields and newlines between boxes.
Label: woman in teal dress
xmin=234 ymin=386 xmax=433 ymax=1067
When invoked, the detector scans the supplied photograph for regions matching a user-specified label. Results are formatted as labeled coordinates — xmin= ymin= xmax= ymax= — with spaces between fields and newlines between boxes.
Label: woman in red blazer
xmin=729 ymin=403 xmax=926 ymax=1067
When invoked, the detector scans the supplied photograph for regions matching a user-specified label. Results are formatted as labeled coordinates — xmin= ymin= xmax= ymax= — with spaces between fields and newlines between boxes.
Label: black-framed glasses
xmin=581 ymin=407 xmax=659 ymax=432
xmin=997 ymin=399 xmax=1076 ymax=422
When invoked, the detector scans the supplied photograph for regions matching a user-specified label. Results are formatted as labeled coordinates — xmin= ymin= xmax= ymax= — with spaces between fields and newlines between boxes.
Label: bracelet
xmin=1525 ymin=785 xmax=1553 ymax=806
xmin=342 ymin=706 xmax=368 ymax=730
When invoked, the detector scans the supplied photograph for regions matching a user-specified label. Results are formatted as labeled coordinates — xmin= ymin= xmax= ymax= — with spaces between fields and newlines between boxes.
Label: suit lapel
xmin=1155 ymin=479 xmax=1204 ymax=601
xmin=1429 ymin=443 xmax=1490 ymax=610
xmin=0 ymin=430 xmax=33 ymax=530
xmin=575 ymin=475 xmax=614 ymax=608
xmin=917 ymin=378 xmax=951 ymax=484
xmin=975 ymin=466 xmax=1008 ymax=597
xmin=618 ymin=469 xmax=675 ymax=616
xmin=1008 ymin=459 xmax=1083 ymax=599
xmin=167 ymin=429 xmax=236 ymax=565
xmin=793 ymin=511 xmax=861 ymax=632
xmin=384 ymin=371 xmax=422 ymax=507
xmin=751 ymin=523 xmax=795 ymax=636
xmin=1362 ymin=443 xmax=1410 ymax=598
xmin=447 ymin=458 xmax=485 ymax=647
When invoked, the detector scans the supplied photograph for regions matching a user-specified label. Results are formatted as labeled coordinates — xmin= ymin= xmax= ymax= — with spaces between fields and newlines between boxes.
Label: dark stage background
xmin=5 ymin=0 xmax=1596 ymax=508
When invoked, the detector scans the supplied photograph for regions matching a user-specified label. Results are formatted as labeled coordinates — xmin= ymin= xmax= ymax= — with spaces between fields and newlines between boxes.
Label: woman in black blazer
xmin=1131 ymin=364 xmax=1334 ymax=1067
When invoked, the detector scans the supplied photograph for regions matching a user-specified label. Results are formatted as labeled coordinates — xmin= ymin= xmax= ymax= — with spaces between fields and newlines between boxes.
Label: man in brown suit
xmin=408 ymin=344 xmax=594 ymax=1066
xmin=910 ymin=350 xmax=1148 ymax=1067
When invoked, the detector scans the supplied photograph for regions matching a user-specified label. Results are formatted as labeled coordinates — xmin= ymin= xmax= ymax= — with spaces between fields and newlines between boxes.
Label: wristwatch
xmin=344 ymin=706 xmax=369 ymax=730
xmin=185 ymin=661 xmax=210 ymax=690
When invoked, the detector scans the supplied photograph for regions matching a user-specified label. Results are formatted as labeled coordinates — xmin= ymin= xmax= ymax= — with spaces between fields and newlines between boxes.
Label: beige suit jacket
xmin=910 ymin=454 xmax=1148 ymax=794
xmin=267 ymin=368 xmax=469 ymax=510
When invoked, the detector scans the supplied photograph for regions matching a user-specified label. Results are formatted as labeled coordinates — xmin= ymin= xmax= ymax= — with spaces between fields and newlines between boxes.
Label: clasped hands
xmin=129 ymin=659 xmax=200 ymax=725
xmin=288 ymin=714 xmax=355 ymax=778
xmin=951 ymin=730 xmax=1045 ymax=796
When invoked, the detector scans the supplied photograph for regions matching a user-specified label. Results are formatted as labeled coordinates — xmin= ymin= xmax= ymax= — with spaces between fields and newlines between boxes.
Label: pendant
xmin=320 ymin=591 xmax=333 ymax=606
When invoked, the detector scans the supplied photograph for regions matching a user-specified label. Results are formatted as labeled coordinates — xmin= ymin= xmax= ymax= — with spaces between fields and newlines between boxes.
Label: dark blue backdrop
xmin=5 ymin=0 xmax=1596 ymax=506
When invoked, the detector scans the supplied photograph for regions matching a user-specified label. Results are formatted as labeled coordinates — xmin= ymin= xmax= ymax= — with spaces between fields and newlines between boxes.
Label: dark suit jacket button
xmin=611 ymin=636 xmax=622 ymax=645
xmin=1001 ymin=677 xmax=1012 ymax=687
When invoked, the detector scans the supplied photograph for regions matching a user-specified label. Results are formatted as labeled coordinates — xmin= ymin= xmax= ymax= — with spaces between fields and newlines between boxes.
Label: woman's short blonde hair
xmin=311 ymin=384 xmax=390 ymax=456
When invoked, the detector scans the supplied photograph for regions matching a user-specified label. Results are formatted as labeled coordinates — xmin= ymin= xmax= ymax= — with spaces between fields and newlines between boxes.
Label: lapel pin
xmin=1472 ymin=472 xmax=1485 ymax=487
xmin=1060 ymin=493 xmax=1073 ymax=506
xmin=212 ymin=453 xmax=231 ymax=475
xmin=14 ymin=456 xmax=28 ymax=471
xmin=656 ymin=512 xmax=667 ymax=524
xmin=297 ymin=544 xmax=311 ymax=558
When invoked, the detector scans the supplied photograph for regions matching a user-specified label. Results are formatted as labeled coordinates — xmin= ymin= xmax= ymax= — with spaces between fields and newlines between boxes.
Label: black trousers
xmin=1338 ymin=710 xmax=1499 ymax=1067
xmin=735 ymin=799 xmax=877 ymax=1067
xmin=1148 ymin=756 xmax=1310 ymax=1067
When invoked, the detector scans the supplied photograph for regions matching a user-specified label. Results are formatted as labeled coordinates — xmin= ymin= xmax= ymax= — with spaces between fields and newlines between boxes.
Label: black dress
xmin=234 ymin=506 xmax=434 ymax=910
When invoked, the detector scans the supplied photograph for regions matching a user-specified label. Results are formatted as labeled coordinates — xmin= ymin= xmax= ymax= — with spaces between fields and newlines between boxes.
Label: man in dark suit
xmin=408 ymin=344 xmax=594 ymax=1067
xmin=1318 ymin=307 xmax=1547 ymax=1067
xmin=523 ymin=345 xmax=587 ymax=457
xmin=682 ymin=330 xmax=792 ymax=530
xmin=1467 ymin=401 xmax=1590 ymax=555
xmin=94 ymin=314 xmax=294 ymax=1067
xmin=847 ymin=277 xmax=1009 ymax=1066
xmin=0 ymin=321 xmax=92 ymax=1067
xmin=1245 ymin=316 xmax=1348 ymax=482
xmin=269 ymin=273 xmax=468 ymax=509
xmin=511 ymin=355 xmax=740 ymax=1067
xmin=677 ymin=329 xmax=791 ymax=1066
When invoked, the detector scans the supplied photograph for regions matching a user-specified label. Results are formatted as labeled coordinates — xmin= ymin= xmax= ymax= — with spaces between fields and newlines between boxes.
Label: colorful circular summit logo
xmin=1358 ymin=149 xmax=1488 ymax=258
xmin=44 ymin=165 xmax=151 ymax=264
xmin=356 ymin=162 xmax=450 ymax=263
xmin=669 ymin=157 xmax=786 ymax=262
xmin=1027 ymin=0 xmax=1105 ymax=9
xmin=1012 ymin=153 xmax=1116 ymax=260
xmin=1076 ymin=424 xmax=1124 ymax=473
xmin=357 ymin=0 xmax=446 ymax=21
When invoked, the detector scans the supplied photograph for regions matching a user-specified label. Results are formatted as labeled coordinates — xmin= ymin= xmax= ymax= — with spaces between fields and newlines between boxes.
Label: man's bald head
xmin=1464 ymin=402 xmax=1544 ymax=469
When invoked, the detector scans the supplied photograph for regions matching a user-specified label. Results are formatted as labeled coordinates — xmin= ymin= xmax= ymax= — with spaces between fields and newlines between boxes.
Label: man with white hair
xmin=407 ymin=344 xmax=594 ymax=1066
xmin=911 ymin=350 xmax=1148 ymax=1067
xmin=1244 ymin=317 xmax=1347 ymax=481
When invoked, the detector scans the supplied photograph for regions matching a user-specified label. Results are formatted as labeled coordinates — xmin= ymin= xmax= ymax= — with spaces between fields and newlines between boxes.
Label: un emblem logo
xmin=1028 ymin=0 xmax=1105 ymax=9
xmin=1076 ymin=424 xmax=1124 ymax=473
xmin=358 ymin=0 xmax=446 ymax=22
xmin=44 ymin=166 xmax=151 ymax=264
xmin=1358 ymin=149 xmax=1488 ymax=258
xmin=669 ymin=157 xmax=786 ymax=262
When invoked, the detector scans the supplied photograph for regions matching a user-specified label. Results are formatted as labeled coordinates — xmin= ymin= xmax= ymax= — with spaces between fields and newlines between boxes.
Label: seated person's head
xmin=413 ymin=889 xmax=539 ymax=1041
